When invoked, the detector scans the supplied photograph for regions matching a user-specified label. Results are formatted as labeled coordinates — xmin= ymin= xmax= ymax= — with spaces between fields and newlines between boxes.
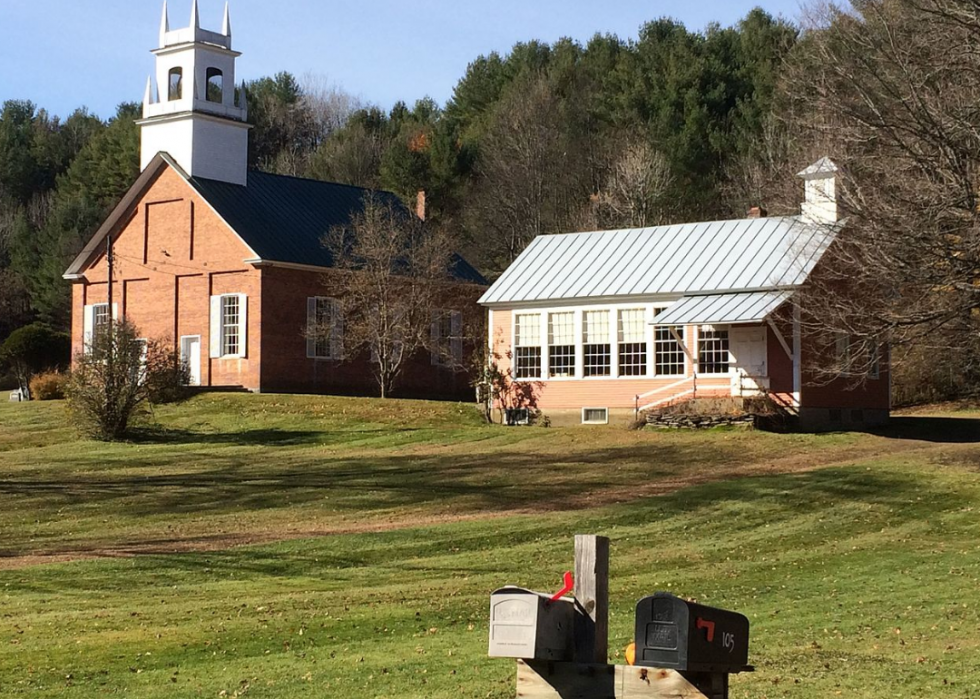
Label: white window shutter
xmin=331 ymin=299 xmax=344 ymax=361
xmin=237 ymin=294 xmax=248 ymax=358
xmin=306 ymin=297 xmax=317 ymax=359
xmin=111 ymin=303 xmax=119 ymax=321
xmin=451 ymin=311 xmax=463 ymax=366
xmin=431 ymin=311 xmax=441 ymax=366
xmin=83 ymin=305 xmax=95 ymax=353
xmin=209 ymin=295 xmax=221 ymax=358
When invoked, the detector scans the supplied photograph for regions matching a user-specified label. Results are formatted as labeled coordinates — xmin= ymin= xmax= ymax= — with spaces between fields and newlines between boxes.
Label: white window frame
xmin=210 ymin=293 xmax=247 ymax=359
xmin=617 ymin=307 xmax=648 ymax=378
xmin=513 ymin=312 xmax=543 ymax=381
xmin=507 ymin=303 xmax=703 ymax=382
xmin=696 ymin=325 xmax=731 ymax=377
xmin=307 ymin=297 xmax=344 ymax=361
xmin=582 ymin=407 xmax=610 ymax=425
xmin=653 ymin=308 xmax=686 ymax=378
xmin=82 ymin=302 xmax=118 ymax=353
xmin=547 ymin=311 xmax=577 ymax=379
xmin=583 ymin=310 xmax=612 ymax=378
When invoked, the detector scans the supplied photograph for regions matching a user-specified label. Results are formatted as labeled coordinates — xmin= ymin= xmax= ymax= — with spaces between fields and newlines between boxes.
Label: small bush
xmin=66 ymin=323 xmax=190 ymax=441
xmin=66 ymin=321 xmax=151 ymax=440
xmin=29 ymin=371 xmax=67 ymax=401
xmin=144 ymin=339 xmax=190 ymax=405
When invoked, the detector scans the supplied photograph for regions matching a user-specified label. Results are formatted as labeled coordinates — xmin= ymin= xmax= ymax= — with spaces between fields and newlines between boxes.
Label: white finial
xmin=240 ymin=81 xmax=248 ymax=113
xmin=190 ymin=0 xmax=199 ymax=29
xmin=143 ymin=77 xmax=153 ymax=117
xmin=159 ymin=0 xmax=170 ymax=46
xmin=222 ymin=2 xmax=232 ymax=36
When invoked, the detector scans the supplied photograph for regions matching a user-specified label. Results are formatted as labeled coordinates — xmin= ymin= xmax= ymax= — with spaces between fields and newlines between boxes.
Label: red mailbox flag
xmin=549 ymin=571 xmax=574 ymax=602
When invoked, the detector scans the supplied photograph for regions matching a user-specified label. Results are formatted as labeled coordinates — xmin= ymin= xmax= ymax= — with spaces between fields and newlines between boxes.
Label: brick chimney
xmin=747 ymin=206 xmax=768 ymax=219
xmin=416 ymin=190 xmax=427 ymax=222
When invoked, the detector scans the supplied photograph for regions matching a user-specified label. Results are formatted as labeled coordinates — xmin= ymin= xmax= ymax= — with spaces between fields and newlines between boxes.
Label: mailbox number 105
xmin=722 ymin=632 xmax=736 ymax=653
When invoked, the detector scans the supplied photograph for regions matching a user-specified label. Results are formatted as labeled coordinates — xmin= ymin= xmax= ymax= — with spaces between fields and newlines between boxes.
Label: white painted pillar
xmin=792 ymin=305 xmax=802 ymax=408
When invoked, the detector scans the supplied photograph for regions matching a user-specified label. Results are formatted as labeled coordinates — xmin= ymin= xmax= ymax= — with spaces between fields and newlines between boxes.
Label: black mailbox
xmin=634 ymin=592 xmax=750 ymax=673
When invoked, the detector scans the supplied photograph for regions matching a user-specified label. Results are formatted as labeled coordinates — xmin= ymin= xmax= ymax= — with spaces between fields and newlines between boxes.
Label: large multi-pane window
xmin=221 ymin=295 xmax=241 ymax=357
xmin=698 ymin=327 xmax=730 ymax=374
xmin=548 ymin=312 xmax=576 ymax=378
xmin=618 ymin=308 xmax=647 ymax=377
xmin=514 ymin=313 xmax=542 ymax=379
xmin=653 ymin=309 xmax=685 ymax=376
xmin=583 ymin=310 xmax=611 ymax=377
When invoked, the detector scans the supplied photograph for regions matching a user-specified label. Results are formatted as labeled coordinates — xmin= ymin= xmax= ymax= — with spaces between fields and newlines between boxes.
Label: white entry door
xmin=729 ymin=327 xmax=768 ymax=396
xmin=180 ymin=335 xmax=202 ymax=387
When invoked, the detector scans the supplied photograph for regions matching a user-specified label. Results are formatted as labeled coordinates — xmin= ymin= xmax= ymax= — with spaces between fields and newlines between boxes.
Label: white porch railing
xmin=634 ymin=375 xmax=698 ymax=414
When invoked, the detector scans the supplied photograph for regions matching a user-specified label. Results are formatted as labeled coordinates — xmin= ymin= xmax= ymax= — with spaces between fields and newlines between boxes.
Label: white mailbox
xmin=488 ymin=587 xmax=575 ymax=661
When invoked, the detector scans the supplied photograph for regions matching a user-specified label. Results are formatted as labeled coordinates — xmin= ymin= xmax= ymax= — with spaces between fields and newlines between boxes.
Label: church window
xmin=206 ymin=68 xmax=223 ymax=103
xmin=168 ymin=68 xmax=183 ymax=101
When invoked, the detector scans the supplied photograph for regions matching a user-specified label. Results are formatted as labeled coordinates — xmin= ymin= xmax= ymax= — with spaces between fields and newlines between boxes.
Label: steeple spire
xmin=143 ymin=77 xmax=153 ymax=118
xmin=190 ymin=0 xmax=199 ymax=30
xmin=222 ymin=2 xmax=232 ymax=36
xmin=159 ymin=0 xmax=170 ymax=47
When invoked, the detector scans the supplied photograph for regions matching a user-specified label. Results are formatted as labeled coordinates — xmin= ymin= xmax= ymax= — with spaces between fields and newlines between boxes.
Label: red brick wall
xmin=70 ymin=165 xmax=262 ymax=390
xmin=258 ymin=265 xmax=483 ymax=399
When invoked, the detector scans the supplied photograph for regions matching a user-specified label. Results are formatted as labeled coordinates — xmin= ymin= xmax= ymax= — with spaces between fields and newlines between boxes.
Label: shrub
xmin=66 ymin=322 xmax=190 ymax=440
xmin=66 ymin=321 xmax=150 ymax=440
xmin=143 ymin=339 xmax=190 ymax=405
xmin=29 ymin=371 xmax=67 ymax=401
xmin=0 ymin=323 xmax=70 ymax=399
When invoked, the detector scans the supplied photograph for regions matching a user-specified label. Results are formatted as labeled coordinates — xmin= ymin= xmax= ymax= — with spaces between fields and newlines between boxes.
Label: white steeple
xmin=138 ymin=0 xmax=251 ymax=186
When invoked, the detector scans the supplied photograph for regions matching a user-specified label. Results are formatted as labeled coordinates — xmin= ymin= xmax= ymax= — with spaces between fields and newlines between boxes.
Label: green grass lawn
xmin=1 ymin=395 xmax=979 ymax=698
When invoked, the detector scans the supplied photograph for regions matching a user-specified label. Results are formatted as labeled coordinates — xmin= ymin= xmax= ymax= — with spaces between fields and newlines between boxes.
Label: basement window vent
xmin=505 ymin=408 xmax=530 ymax=426
xmin=582 ymin=407 xmax=609 ymax=425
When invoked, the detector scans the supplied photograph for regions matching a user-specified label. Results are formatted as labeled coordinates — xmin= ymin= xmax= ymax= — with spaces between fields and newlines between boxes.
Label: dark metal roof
xmin=188 ymin=170 xmax=486 ymax=285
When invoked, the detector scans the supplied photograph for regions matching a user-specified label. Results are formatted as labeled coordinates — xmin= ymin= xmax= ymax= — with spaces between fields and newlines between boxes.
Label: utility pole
xmin=107 ymin=232 xmax=114 ymax=318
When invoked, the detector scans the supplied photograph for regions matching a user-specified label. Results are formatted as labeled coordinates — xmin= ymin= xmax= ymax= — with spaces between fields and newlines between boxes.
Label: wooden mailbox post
xmin=490 ymin=535 xmax=743 ymax=699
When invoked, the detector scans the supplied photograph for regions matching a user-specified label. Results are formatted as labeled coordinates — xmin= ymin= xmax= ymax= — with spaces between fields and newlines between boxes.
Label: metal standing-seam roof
xmin=653 ymin=290 xmax=793 ymax=326
xmin=478 ymin=216 xmax=838 ymax=305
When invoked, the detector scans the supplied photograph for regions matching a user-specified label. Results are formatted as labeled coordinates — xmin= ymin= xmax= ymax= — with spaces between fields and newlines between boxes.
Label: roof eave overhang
xmin=63 ymin=153 xmax=174 ymax=279
xmin=478 ymin=285 xmax=802 ymax=310
xmin=651 ymin=289 xmax=796 ymax=327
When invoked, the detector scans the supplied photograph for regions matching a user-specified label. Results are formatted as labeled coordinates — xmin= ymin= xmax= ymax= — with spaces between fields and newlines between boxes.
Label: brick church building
xmin=63 ymin=2 xmax=486 ymax=398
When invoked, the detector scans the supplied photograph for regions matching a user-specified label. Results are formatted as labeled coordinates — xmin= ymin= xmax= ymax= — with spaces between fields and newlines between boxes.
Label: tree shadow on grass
xmin=872 ymin=416 xmax=980 ymax=443
xmin=126 ymin=425 xmax=425 ymax=447
xmin=19 ymin=464 xmax=963 ymax=586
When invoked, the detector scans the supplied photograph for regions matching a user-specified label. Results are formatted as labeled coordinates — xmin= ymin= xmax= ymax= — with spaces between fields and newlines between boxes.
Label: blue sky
xmin=0 ymin=0 xmax=804 ymax=120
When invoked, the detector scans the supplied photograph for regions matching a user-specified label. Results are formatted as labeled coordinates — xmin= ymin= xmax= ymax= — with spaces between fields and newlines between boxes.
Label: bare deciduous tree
xmin=321 ymin=196 xmax=455 ymax=398
xmin=736 ymin=0 xmax=980 ymax=386
xmin=300 ymin=73 xmax=364 ymax=143
xmin=584 ymin=136 xmax=673 ymax=229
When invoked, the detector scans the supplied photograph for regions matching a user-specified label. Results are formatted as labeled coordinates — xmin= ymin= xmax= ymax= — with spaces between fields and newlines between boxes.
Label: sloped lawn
xmin=0 ymin=396 xmax=978 ymax=697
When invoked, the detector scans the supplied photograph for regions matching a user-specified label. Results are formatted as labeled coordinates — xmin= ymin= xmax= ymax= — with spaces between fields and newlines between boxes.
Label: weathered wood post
xmin=573 ymin=534 xmax=609 ymax=665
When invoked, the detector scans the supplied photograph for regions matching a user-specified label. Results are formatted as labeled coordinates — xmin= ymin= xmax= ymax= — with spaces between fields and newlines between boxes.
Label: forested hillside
xmin=0 ymin=9 xmax=796 ymax=336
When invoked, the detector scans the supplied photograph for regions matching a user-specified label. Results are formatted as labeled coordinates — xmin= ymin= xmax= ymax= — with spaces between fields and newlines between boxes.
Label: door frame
xmin=180 ymin=335 xmax=202 ymax=387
